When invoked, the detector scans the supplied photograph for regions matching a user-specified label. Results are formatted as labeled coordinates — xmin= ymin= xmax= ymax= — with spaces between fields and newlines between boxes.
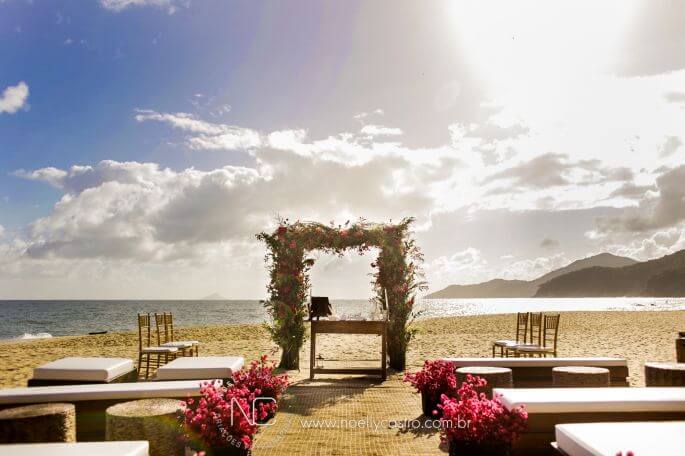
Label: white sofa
xmin=494 ymin=387 xmax=685 ymax=455
xmin=0 ymin=380 xmax=210 ymax=441
xmin=30 ymin=357 xmax=136 ymax=385
xmin=155 ymin=356 xmax=244 ymax=381
xmin=0 ymin=441 xmax=149 ymax=456
xmin=554 ymin=421 xmax=685 ymax=456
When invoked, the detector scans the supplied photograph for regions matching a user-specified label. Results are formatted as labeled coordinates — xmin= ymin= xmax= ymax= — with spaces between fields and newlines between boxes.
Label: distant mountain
xmin=531 ymin=252 xmax=638 ymax=285
xmin=536 ymin=249 xmax=685 ymax=297
xmin=202 ymin=293 xmax=227 ymax=300
xmin=425 ymin=253 xmax=637 ymax=299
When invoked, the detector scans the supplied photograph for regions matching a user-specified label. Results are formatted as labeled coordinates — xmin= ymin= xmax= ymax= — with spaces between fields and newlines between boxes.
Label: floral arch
xmin=257 ymin=217 xmax=426 ymax=371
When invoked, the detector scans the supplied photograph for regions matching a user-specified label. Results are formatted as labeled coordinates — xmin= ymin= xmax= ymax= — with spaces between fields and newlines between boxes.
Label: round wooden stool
xmin=645 ymin=362 xmax=685 ymax=386
xmin=553 ymin=366 xmax=610 ymax=387
xmin=106 ymin=398 xmax=183 ymax=456
xmin=456 ymin=366 xmax=513 ymax=397
xmin=0 ymin=403 xmax=76 ymax=443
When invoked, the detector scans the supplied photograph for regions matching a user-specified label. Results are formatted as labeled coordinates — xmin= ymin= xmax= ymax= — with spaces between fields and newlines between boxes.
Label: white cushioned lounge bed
xmin=155 ymin=356 xmax=244 ymax=381
xmin=553 ymin=421 xmax=685 ymax=456
xmin=0 ymin=380 xmax=210 ymax=441
xmin=494 ymin=387 xmax=685 ymax=455
xmin=0 ymin=441 xmax=149 ymax=456
xmin=29 ymin=357 xmax=137 ymax=386
xmin=442 ymin=357 xmax=629 ymax=386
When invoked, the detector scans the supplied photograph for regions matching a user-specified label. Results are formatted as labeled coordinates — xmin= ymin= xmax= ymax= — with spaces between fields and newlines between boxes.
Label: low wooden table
xmin=310 ymin=320 xmax=387 ymax=380
xmin=645 ymin=362 xmax=685 ymax=386
xmin=553 ymin=366 xmax=610 ymax=387
xmin=456 ymin=366 xmax=513 ymax=397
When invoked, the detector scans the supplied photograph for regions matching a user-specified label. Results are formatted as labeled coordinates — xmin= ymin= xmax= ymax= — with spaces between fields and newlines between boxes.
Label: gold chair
xmin=506 ymin=312 xmax=543 ymax=357
xmin=512 ymin=314 xmax=560 ymax=358
xmin=156 ymin=312 xmax=199 ymax=357
xmin=491 ymin=312 xmax=529 ymax=357
xmin=137 ymin=313 xmax=178 ymax=379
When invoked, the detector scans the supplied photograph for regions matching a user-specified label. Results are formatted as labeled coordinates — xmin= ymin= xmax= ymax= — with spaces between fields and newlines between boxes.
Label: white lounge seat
xmin=0 ymin=441 xmax=149 ymax=456
xmin=155 ymin=356 xmax=244 ymax=381
xmin=443 ymin=357 xmax=628 ymax=368
xmin=32 ymin=357 xmax=135 ymax=383
xmin=555 ymin=421 xmax=685 ymax=456
xmin=0 ymin=379 xmax=210 ymax=405
xmin=495 ymin=387 xmax=685 ymax=414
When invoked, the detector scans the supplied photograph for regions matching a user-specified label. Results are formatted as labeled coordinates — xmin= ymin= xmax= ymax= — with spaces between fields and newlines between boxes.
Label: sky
xmin=1 ymin=0 xmax=685 ymax=299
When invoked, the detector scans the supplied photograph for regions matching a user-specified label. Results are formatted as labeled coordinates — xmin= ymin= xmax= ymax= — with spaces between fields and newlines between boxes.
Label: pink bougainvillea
xmin=404 ymin=360 xmax=459 ymax=403
xmin=181 ymin=381 xmax=258 ymax=451
xmin=231 ymin=355 xmax=289 ymax=420
xmin=439 ymin=375 xmax=528 ymax=446
xmin=181 ymin=356 xmax=290 ymax=452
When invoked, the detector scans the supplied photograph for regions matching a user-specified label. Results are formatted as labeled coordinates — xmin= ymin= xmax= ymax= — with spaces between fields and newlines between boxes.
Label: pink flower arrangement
xmin=181 ymin=356 xmax=289 ymax=453
xmin=439 ymin=375 xmax=527 ymax=449
xmin=181 ymin=380 xmax=258 ymax=452
xmin=404 ymin=360 xmax=459 ymax=415
xmin=231 ymin=355 xmax=289 ymax=421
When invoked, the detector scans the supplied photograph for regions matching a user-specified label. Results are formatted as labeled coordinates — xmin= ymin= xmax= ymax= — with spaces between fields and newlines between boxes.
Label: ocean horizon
xmin=2 ymin=297 xmax=684 ymax=341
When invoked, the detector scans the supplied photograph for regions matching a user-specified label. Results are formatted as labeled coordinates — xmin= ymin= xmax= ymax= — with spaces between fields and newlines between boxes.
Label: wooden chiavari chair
xmin=491 ymin=312 xmax=529 ymax=357
xmin=512 ymin=314 xmax=560 ymax=358
xmin=155 ymin=312 xmax=199 ymax=357
xmin=137 ymin=313 xmax=178 ymax=379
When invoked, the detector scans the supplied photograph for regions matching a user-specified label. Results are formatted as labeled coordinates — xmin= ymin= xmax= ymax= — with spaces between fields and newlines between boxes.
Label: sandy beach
xmin=1 ymin=310 xmax=683 ymax=388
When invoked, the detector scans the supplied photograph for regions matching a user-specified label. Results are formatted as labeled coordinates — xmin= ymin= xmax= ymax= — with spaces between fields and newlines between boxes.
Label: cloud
xmin=465 ymin=121 xmax=529 ymax=142
xmin=664 ymin=91 xmax=685 ymax=103
xmin=359 ymin=124 xmax=403 ymax=137
xmin=540 ymin=238 xmax=559 ymax=250
xmin=13 ymin=147 xmax=439 ymax=261
xmin=135 ymin=109 xmax=262 ymax=150
xmin=353 ymin=108 xmax=384 ymax=121
xmin=615 ymin=1 xmax=685 ymax=76
xmin=502 ymin=253 xmax=570 ymax=281
xmin=100 ymin=0 xmax=187 ymax=14
xmin=0 ymin=81 xmax=29 ymax=114
xmin=427 ymin=247 xmax=489 ymax=286
xmin=593 ymin=165 xmax=685 ymax=235
xmin=606 ymin=225 xmax=685 ymax=261
xmin=608 ymin=182 xmax=657 ymax=200
xmin=659 ymin=136 xmax=683 ymax=157
xmin=484 ymin=153 xmax=634 ymax=191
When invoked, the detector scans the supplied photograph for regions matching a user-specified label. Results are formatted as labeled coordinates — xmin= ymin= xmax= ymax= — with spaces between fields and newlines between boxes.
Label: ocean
xmin=1 ymin=297 xmax=684 ymax=340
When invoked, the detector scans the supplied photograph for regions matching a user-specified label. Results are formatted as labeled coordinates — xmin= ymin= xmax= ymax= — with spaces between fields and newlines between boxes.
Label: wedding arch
xmin=257 ymin=217 xmax=426 ymax=371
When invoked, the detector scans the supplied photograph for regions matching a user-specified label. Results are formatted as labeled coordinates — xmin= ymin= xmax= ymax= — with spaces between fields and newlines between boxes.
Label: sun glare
xmin=447 ymin=1 xmax=639 ymax=94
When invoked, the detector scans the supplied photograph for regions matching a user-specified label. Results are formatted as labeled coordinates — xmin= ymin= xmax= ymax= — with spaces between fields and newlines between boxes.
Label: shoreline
xmin=2 ymin=301 xmax=685 ymax=341
xmin=0 ymin=311 xmax=683 ymax=388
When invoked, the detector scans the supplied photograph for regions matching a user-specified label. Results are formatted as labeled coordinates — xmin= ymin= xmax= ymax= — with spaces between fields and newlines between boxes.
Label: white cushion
xmin=142 ymin=346 xmax=178 ymax=353
xmin=0 ymin=380 xmax=211 ymax=405
xmin=155 ymin=356 xmax=244 ymax=380
xmin=161 ymin=342 xmax=193 ymax=349
xmin=0 ymin=441 xmax=149 ymax=456
xmin=33 ymin=357 xmax=135 ymax=382
xmin=493 ymin=339 xmax=518 ymax=346
xmin=443 ymin=357 xmax=627 ymax=368
xmin=556 ymin=421 xmax=685 ymax=456
xmin=494 ymin=387 xmax=685 ymax=414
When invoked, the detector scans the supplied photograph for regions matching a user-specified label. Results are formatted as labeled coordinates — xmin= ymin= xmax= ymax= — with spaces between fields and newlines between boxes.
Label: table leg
xmin=310 ymin=327 xmax=316 ymax=380
xmin=381 ymin=326 xmax=387 ymax=380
